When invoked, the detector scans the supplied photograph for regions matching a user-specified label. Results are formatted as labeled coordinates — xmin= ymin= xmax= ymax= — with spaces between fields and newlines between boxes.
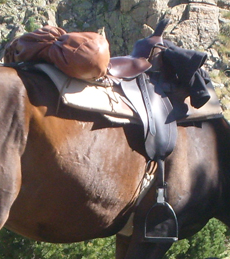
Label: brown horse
xmin=0 ymin=62 xmax=230 ymax=259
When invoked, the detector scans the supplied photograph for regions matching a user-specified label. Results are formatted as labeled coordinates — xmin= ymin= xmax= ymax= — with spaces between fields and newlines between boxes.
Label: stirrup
xmin=143 ymin=187 xmax=178 ymax=243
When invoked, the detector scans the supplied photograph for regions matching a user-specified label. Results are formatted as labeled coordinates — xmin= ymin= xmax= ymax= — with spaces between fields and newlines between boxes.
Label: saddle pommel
xmin=131 ymin=18 xmax=171 ymax=59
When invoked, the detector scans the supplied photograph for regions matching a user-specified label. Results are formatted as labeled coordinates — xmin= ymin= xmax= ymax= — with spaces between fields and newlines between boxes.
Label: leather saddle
xmin=107 ymin=18 xmax=177 ymax=162
xmin=111 ymin=19 xmax=179 ymax=243
xmin=120 ymin=18 xmax=221 ymax=243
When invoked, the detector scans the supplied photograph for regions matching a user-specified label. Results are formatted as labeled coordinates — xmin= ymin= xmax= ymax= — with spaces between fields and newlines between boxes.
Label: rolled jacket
xmin=162 ymin=40 xmax=207 ymax=85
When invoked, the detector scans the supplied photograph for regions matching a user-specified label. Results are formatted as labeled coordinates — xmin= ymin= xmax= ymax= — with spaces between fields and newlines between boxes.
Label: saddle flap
xmin=138 ymin=73 xmax=177 ymax=160
xmin=121 ymin=78 xmax=149 ymax=137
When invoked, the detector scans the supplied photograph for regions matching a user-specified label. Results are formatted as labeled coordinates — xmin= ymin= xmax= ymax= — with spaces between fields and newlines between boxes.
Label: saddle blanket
xmin=172 ymin=83 xmax=223 ymax=123
xmin=34 ymin=63 xmax=223 ymax=124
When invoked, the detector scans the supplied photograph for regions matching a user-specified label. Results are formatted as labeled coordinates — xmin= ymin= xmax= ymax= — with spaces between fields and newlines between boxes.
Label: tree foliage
xmin=165 ymin=218 xmax=230 ymax=259
xmin=0 ymin=229 xmax=115 ymax=259
xmin=0 ymin=219 xmax=229 ymax=258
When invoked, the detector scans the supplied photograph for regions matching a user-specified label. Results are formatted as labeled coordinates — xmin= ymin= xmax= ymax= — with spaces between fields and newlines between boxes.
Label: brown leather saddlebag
xmin=4 ymin=25 xmax=110 ymax=80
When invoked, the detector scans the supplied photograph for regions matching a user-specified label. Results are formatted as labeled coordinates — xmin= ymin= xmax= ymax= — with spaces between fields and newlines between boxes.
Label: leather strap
xmin=121 ymin=78 xmax=149 ymax=137
xmin=138 ymin=74 xmax=156 ymax=137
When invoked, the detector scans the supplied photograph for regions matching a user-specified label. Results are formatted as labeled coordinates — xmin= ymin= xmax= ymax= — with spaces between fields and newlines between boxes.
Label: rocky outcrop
xmin=1 ymin=0 xmax=228 ymax=56
xmin=0 ymin=0 xmax=58 ymax=59
xmin=0 ymin=0 xmax=228 ymax=54
xmin=166 ymin=3 xmax=219 ymax=50
xmin=0 ymin=0 xmax=230 ymax=119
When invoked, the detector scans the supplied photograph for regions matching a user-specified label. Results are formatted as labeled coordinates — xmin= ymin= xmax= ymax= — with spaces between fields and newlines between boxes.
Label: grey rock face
xmin=0 ymin=0 xmax=230 ymax=119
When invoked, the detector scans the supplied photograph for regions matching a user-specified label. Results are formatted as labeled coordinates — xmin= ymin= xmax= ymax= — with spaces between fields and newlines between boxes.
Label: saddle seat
xmin=108 ymin=56 xmax=152 ymax=79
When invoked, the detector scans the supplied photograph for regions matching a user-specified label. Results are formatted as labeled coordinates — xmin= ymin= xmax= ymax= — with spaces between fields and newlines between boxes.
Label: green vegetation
xmin=223 ymin=11 xmax=230 ymax=20
xmin=210 ymin=11 xmax=230 ymax=120
xmin=165 ymin=219 xmax=229 ymax=259
xmin=0 ymin=228 xmax=115 ymax=259
xmin=0 ymin=218 xmax=229 ymax=258
xmin=215 ymin=12 xmax=230 ymax=70
xmin=25 ymin=17 xmax=40 ymax=32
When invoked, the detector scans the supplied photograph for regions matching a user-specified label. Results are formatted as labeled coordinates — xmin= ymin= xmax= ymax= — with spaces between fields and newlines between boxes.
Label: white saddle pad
xmin=34 ymin=63 xmax=140 ymax=124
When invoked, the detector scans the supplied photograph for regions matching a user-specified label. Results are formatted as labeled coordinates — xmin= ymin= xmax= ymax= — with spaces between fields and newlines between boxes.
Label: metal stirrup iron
xmin=144 ymin=158 xmax=178 ymax=243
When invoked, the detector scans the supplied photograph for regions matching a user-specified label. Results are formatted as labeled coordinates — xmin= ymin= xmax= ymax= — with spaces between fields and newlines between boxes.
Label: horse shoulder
xmin=0 ymin=66 xmax=31 ymax=154
xmin=0 ymin=66 xmax=31 ymax=229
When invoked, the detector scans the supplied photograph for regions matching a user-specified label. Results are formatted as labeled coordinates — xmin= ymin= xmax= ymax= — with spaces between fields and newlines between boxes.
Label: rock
xmin=218 ymin=0 xmax=230 ymax=9
xmin=120 ymin=0 xmax=140 ymax=13
xmin=189 ymin=0 xmax=217 ymax=5
xmin=166 ymin=3 xmax=219 ymax=49
xmin=169 ymin=0 xmax=217 ymax=7
xmin=209 ymin=48 xmax=221 ymax=62
xmin=141 ymin=24 xmax=154 ymax=37
xmin=0 ymin=0 xmax=225 ymax=57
